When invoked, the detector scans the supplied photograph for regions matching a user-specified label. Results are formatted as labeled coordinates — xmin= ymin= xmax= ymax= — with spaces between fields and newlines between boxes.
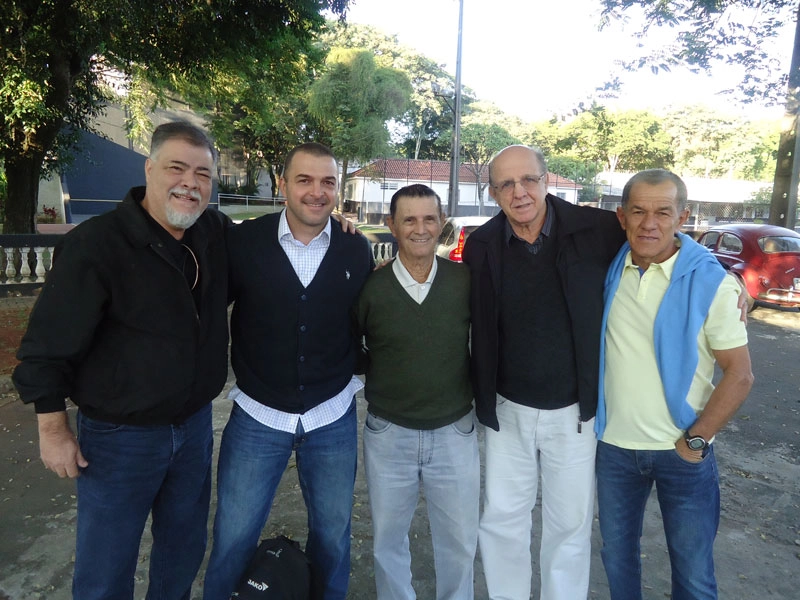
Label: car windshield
xmin=758 ymin=236 xmax=800 ymax=253
xmin=462 ymin=225 xmax=481 ymax=237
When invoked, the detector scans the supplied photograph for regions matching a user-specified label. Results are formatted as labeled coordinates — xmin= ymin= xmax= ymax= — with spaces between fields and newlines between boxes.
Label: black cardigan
xmin=462 ymin=195 xmax=626 ymax=430
xmin=227 ymin=213 xmax=372 ymax=413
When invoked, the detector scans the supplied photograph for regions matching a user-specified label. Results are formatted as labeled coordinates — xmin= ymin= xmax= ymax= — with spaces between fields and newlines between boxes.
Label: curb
xmin=0 ymin=375 xmax=18 ymax=408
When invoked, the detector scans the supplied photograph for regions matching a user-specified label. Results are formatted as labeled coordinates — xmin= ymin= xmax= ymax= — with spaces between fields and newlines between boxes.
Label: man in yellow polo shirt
xmin=595 ymin=169 xmax=754 ymax=600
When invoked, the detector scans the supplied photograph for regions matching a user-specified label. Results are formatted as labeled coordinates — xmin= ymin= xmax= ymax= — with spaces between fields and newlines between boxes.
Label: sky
xmin=344 ymin=0 xmax=793 ymax=123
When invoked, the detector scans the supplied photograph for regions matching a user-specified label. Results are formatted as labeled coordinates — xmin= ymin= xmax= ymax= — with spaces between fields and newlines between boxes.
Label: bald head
xmin=488 ymin=145 xmax=547 ymax=187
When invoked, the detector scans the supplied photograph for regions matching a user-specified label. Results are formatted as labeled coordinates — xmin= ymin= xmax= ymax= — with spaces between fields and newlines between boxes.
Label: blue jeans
xmin=364 ymin=410 xmax=479 ymax=600
xmin=596 ymin=440 xmax=720 ymax=600
xmin=74 ymin=404 xmax=213 ymax=600
xmin=203 ymin=400 xmax=357 ymax=600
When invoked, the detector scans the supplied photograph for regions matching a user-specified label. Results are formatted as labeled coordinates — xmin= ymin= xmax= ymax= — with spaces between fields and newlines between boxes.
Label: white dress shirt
xmin=391 ymin=255 xmax=438 ymax=304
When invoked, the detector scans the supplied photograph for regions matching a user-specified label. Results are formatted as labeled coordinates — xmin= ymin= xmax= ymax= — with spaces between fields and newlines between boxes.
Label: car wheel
xmin=733 ymin=274 xmax=756 ymax=313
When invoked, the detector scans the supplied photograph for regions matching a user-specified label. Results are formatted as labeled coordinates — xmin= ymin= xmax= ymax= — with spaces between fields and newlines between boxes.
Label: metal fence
xmin=217 ymin=194 xmax=284 ymax=212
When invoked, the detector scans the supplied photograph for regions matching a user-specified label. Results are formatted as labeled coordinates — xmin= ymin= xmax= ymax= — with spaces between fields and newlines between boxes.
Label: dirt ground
xmin=1 ymin=297 xmax=799 ymax=599
xmin=0 ymin=296 xmax=31 ymax=377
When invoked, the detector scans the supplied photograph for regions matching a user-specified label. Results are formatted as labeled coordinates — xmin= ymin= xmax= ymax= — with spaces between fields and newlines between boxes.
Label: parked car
xmin=436 ymin=216 xmax=491 ymax=262
xmin=697 ymin=223 xmax=800 ymax=311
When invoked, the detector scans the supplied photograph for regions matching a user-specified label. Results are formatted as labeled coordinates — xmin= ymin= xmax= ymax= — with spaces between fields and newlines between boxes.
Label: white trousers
xmin=478 ymin=399 xmax=596 ymax=600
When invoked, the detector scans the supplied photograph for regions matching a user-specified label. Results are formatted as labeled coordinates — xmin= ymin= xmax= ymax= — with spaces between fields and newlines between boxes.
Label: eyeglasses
xmin=492 ymin=174 xmax=546 ymax=196
xmin=181 ymin=244 xmax=199 ymax=290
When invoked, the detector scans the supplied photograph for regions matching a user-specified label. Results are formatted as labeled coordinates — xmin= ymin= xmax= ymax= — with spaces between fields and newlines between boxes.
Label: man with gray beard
xmin=13 ymin=120 xmax=230 ymax=600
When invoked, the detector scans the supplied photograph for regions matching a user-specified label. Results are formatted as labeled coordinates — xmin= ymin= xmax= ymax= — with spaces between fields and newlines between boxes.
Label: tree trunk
xmin=414 ymin=127 xmax=423 ymax=160
xmin=3 ymin=152 xmax=43 ymax=234
xmin=770 ymin=3 xmax=800 ymax=228
xmin=339 ymin=156 xmax=349 ymax=213
xmin=3 ymin=49 xmax=73 ymax=234
xmin=267 ymin=165 xmax=278 ymax=200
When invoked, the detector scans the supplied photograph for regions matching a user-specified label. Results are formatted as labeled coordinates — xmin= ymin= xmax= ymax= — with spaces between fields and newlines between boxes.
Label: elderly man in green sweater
xmin=354 ymin=184 xmax=479 ymax=599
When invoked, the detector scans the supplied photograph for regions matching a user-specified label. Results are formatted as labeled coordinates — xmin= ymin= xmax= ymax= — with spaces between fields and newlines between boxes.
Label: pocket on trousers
xmin=365 ymin=412 xmax=392 ymax=434
xmin=451 ymin=411 xmax=475 ymax=436
xmin=671 ymin=445 xmax=712 ymax=465
xmin=78 ymin=412 xmax=126 ymax=434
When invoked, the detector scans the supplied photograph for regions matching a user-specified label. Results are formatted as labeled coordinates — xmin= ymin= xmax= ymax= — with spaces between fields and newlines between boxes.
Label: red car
xmin=698 ymin=223 xmax=800 ymax=311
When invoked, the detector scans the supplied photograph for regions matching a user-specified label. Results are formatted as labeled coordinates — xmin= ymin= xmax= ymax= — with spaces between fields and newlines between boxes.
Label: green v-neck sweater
xmin=354 ymin=257 xmax=473 ymax=430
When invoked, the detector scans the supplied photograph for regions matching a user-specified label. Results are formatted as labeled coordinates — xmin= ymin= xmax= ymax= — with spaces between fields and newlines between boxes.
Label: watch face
xmin=687 ymin=437 xmax=706 ymax=450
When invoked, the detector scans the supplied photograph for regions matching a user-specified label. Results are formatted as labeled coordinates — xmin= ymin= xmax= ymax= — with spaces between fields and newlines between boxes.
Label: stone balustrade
xmin=0 ymin=235 xmax=62 ymax=290
xmin=0 ymin=235 xmax=396 ymax=292
xmin=370 ymin=242 xmax=395 ymax=265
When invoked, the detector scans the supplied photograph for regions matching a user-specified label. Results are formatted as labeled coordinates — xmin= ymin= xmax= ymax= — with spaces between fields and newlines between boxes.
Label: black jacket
xmin=13 ymin=187 xmax=230 ymax=426
xmin=462 ymin=194 xmax=625 ymax=430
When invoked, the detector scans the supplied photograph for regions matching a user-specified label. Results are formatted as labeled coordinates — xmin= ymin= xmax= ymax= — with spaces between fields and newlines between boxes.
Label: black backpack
xmin=230 ymin=536 xmax=312 ymax=600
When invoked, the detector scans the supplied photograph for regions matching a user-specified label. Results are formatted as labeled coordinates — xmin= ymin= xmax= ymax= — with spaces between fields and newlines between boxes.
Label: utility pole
xmin=447 ymin=0 xmax=464 ymax=218
xmin=770 ymin=3 xmax=800 ymax=229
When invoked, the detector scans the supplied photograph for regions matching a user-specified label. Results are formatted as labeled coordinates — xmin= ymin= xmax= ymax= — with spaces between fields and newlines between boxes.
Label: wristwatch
xmin=684 ymin=430 xmax=709 ymax=451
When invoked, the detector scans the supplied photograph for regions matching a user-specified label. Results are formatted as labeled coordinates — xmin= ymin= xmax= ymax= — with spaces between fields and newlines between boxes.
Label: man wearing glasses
xmin=14 ymin=121 xmax=229 ymax=599
xmin=462 ymin=145 xmax=625 ymax=599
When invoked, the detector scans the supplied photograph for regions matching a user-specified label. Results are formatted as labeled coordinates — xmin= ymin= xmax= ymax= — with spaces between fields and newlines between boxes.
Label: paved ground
xmin=1 ymin=301 xmax=799 ymax=599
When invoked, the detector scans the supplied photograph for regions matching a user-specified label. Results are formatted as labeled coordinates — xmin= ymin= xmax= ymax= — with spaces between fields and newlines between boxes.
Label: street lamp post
xmin=448 ymin=0 xmax=464 ymax=218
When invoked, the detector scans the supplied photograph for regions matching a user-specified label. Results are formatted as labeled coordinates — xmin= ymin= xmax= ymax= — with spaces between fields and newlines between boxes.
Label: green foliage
xmin=599 ymin=0 xmax=795 ymax=105
xmin=308 ymin=47 xmax=412 ymax=196
xmin=545 ymin=156 xmax=604 ymax=202
xmin=662 ymin=105 xmax=779 ymax=179
xmin=748 ymin=186 xmax=774 ymax=204
xmin=321 ymin=21 xmax=474 ymax=160
xmin=556 ymin=106 xmax=674 ymax=172
xmin=457 ymin=103 xmax=522 ymax=203
xmin=173 ymin=35 xmax=327 ymax=197
xmin=0 ymin=0 xmax=351 ymax=232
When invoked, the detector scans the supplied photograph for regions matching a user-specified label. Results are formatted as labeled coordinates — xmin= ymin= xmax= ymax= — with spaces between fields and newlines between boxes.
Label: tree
xmin=599 ymin=0 xmax=793 ymax=104
xmin=598 ymin=0 xmax=798 ymax=225
xmin=662 ymin=105 xmax=780 ymax=179
xmin=308 ymin=47 xmax=412 ymax=209
xmin=320 ymin=22 xmax=475 ymax=160
xmin=458 ymin=102 xmax=522 ymax=210
xmin=170 ymin=39 xmax=326 ymax=198
xmin=546 ymin=156 xmax=605 ymax=203
xmin=0 ymin=0 xmax=350 ymax=233
xmin=561 ymin=107 xmax=673 ymax=172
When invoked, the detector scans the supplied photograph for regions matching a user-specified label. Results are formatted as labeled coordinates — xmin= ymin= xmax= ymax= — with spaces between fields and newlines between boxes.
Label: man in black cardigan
xmin=203 ymin=143 xmax=373 ymax=600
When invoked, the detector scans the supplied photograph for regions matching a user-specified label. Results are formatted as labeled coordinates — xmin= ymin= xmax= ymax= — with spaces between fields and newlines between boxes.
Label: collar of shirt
xmin=277 ymin=209 xmax=331 ymax=287
xmin=392 ymin=254 xmax=438 ymax=304
xmin=278 ymin=208 xmax=331 ymax=248
xmin=624 ymin=235 xmax=682 ymax=279
xmin=504 ymin=195 xmax=554 ymax=252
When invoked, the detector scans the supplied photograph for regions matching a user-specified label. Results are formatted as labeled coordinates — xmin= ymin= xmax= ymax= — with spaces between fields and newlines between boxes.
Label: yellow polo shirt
xmin=603 ymin=247 xmax=747 ymax=450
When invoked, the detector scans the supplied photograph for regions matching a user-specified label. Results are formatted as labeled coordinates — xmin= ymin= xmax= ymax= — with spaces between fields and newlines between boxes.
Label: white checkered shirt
xmin=231 ymin=209 xmax=363 ymax=433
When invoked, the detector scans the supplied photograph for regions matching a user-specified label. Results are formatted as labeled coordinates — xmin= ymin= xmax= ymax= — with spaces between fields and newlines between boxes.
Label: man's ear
xmin=677 ymin=208 xmax=690 ymax=228
xmin=616 ymin=206 xmax=626 ymax=230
